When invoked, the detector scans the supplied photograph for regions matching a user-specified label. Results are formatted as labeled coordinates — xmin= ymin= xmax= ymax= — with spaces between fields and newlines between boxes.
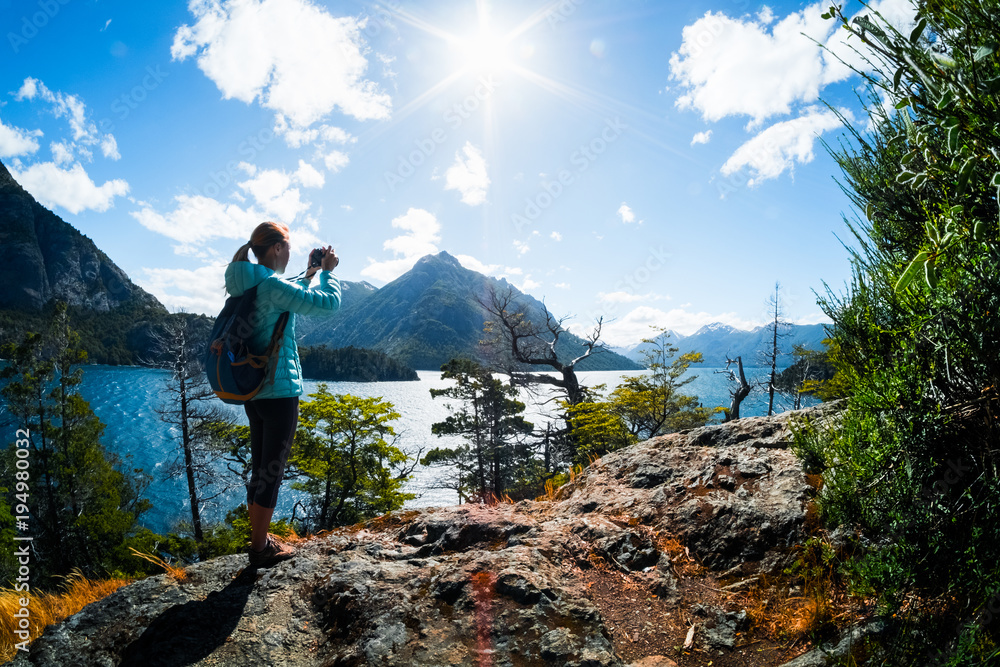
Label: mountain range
xmin=297 ymin=251 xmax=642 ymax=371
xmin=618 ymin=321 xmax=830 ymax=369
xmin=0 ymin=158 xmax=827 ymax=372
xmin=0 ymin=160 xmax=639 ymax=370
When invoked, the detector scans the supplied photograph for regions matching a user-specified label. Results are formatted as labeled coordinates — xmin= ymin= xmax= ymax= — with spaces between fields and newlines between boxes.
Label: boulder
xmin=6 ymin=404 xmax=839 ymax=666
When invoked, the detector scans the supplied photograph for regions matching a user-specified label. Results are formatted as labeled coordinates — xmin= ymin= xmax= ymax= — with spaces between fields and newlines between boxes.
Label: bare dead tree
xmin=760 ymin=282 xmax=792 ymax=416
xmin=715 ymin=355 xmax=752 ymax=422
xmin=478 ymin=285 xmax=608 ymax=467
xmin=143 ymin=314 xmax=234 ymax=545
xmin=478 ymin=284 xmax=604 ymax=406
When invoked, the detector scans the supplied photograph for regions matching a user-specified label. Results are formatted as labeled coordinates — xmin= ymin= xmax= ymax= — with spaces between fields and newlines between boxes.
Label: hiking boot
xmin=248 ymin=534 xmax=296 ymax=568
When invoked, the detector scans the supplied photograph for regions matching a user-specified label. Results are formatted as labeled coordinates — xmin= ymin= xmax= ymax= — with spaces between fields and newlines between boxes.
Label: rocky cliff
xmin=0 ymin=160 xmax=162 ymax=313
xmin=8 ymin=403 xmax=851 ymax=667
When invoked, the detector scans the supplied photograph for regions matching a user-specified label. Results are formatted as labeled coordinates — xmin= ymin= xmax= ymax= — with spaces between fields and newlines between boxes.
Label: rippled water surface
xmin=29 ymin=364 xmax=812 ymax=534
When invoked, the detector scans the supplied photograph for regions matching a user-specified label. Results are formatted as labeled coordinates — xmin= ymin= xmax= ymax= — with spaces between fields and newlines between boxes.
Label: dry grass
xmin=0 ymin=569 xmax=133 ymax=661
xmin=737 ymin=563 xmax=862 ymax=645
xmin=128 ymin=547 xmax=188 ymax=582
xmin=536 ymin=463 xmax=586 ymax=502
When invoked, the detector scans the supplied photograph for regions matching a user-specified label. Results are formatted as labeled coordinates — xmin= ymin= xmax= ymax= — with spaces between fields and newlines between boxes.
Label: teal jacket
xmin=224 ymin=261 xmax=341 ymax=400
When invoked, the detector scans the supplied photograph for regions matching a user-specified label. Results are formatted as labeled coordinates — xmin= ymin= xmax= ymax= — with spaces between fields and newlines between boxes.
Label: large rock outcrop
xmin=8 ymin=404 xmax=841 ymax=666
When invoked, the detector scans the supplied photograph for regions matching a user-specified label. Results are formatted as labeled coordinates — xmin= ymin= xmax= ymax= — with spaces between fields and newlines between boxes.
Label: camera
xmin=309 ymin=248 xmax=326 ymax=268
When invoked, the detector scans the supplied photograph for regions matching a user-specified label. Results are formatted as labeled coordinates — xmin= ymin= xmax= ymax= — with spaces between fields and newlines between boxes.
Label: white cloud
xmin=320 ymin=125 xmax=353 ymax=144
xmin=12 ymin=78 xmax=120 ymax=163
xmin=131 ymin=194 xmax=260 ymax=247
xmin=513 ymin=239 xmax=530 ymax=256
xmin=361 ymin=208 xmax=441 ymax=283
xmin=15 ymin=79 xmax=38 ymax=101
xmin=669 ymin=1 xmax=915 ymax=129
xmin=455 ymin=255 xmax=501 ymax=275
xmin=617 ymin=202 xmax=636 ymax=224
xmin=11 ymin=162 xmax=128 ymax=214
xmin=444 ymin=142 xmax=489 ymax=206
xmin=669 ymin=7 xmax=838 ymax=127
xmin=554 ymin=282 xmax=570 ymax=289
xmin=273 ymin=116 xmax=355 ymax=149
xmin=324 ymin=150 xmax=350 ymax=172
xmin=455 ymin=255 xmax=525 ymax=282
xmin=667 ymin=2 xmax=916 ymax=186
xmin=793 ymin=312 xmax=833 ymax=326
xmin=721 ymin=106 xmax=849 ymax=183
xmin=237 ymin=169 xmax=309 ymax=222
xmin=550 ymin=231 xmax=562 ymax=242
xmin=50 ymin=141 xmax=73 ymax=165
xmin=0 ymin=118 xmax=42 ymax=157
xmin=273 ymin=115 xmax=318 ymax=147
xmin=132 ymin=191 xmax=321 ymax=258
xmin=294 ymin=159 xmax=325 ymax=188
xmin=100 ymin=135 xmax=120 ymax=160
xmin=139 ymin=263 xmax=228 ymax=315
xmin=690 ymin=130 xmax=712 ymax=146
xmin=230 ymin=161 xmax=326 ymax=223
xmin=172 ymin=0 xmax=391 ymax=129
xmin=518 ymin=276 xmax=540 ymax=292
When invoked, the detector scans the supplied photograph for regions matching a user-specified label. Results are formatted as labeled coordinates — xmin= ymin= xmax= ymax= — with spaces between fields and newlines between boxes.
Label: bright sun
xmin=453 ymin=28 xmax=512 ymax=74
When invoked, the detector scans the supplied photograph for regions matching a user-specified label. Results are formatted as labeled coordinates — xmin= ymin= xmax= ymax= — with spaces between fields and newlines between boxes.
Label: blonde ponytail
xmin=232 ymin=241 xmax=253 ymax=263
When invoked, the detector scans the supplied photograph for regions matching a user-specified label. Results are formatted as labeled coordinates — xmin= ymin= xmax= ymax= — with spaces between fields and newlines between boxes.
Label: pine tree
xmin=424 ymin=359 xmax=534 ymax=501
xmin=0 ymin=302 xmax=150 ymax=583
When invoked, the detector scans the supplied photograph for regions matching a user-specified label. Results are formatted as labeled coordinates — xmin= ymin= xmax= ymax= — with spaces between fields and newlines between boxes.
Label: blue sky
xmin=0 ymin=0 xmax=916 ymax=346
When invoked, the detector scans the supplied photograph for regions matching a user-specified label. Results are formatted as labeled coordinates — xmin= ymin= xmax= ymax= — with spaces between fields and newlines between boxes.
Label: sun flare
xmin=452 ymin=28 xmax=513 ymax=74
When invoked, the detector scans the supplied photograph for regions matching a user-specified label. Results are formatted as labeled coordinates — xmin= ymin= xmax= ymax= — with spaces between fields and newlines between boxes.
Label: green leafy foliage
xmin=773 ymin=341 xmax=844 ymax=402
xmin=563 ymin=327 xmax=713 ymax=465
xmin=563 ymin=397 xmax=636 ymax=463
xmin=824 ymin=1 xmax=1000 ymax=292
xmin=804 ymin=2 xmax=1000 ymax=661
xmin=289 ymin=385 xmax=414 ymax=531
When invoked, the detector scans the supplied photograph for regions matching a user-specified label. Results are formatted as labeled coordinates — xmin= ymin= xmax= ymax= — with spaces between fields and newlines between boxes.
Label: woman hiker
xmin=225 ymin=221 xmax=341 ymax=567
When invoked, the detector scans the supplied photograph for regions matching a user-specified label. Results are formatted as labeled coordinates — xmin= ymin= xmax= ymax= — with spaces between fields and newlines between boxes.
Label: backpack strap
xmin=263 ymin=311 xmax=291 ymax=386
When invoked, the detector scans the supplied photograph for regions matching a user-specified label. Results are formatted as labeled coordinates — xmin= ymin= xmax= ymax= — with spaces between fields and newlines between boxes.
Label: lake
xmin=8 ymin=363 xmax=815 ymax=534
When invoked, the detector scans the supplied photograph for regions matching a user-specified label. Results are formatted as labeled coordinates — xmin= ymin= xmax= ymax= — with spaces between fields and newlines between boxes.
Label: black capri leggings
xmin=243 ymin=396 xmax=299 ymax=510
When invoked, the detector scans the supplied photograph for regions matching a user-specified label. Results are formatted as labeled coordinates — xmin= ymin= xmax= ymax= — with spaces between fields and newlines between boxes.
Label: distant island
xmin=299 ymin=344 xmax=419 ymax=382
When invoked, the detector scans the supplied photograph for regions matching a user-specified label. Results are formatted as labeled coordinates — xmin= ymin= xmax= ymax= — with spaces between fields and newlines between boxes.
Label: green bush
xmin=795 ymin=1 xmax=1000 ymax=662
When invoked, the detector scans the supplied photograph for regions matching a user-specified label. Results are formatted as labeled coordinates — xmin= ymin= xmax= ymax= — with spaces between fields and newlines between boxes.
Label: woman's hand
xmin=320 ymin=245 xmax=339 ymax=271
